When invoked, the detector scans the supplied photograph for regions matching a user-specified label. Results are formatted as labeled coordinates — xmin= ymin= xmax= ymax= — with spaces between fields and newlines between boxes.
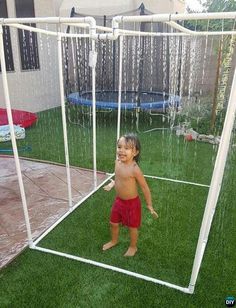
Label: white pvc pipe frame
xmin=0 ymin=12 xmax=235 ymax=294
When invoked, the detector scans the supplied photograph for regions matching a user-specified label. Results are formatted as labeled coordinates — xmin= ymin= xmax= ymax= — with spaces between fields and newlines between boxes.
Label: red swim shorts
xmin=110 ymin=196 xmax=141 ymax=228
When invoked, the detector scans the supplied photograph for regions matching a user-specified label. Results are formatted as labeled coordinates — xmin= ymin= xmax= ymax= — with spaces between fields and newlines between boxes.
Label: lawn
xmin=0 ymin=106 xmax=236 ymax=307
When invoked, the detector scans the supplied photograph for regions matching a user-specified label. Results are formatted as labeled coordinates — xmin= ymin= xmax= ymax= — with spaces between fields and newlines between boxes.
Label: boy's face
xmin=117 ymin=137 xmax=139 ymax=163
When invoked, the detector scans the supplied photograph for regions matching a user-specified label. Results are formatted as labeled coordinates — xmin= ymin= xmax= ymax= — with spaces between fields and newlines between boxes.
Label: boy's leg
xmin=124 ymin=227 xmax=138 ymax=257
xmin=102 ymin=222 xmax=119 ymax=251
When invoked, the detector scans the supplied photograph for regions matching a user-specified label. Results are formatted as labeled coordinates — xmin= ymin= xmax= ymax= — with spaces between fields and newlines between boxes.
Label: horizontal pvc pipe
xmin=2 ymin=15 xmax=236 ymax=40
xmin=67 ymin=22 xmax=236 ymax=37
xmin=9 ymin=23 xmax=90 ymax=38
xmin=9 ymin=22 xmax=236 ymax=38
xmin=122 ymin=31 xmax=236 ymax=37
xmin=33 ymin=173 xmax=113 ymax=246
xmin=171 ymin=12 xmax=236 ymax=21
xmin=113 ymin=12 xmax=236 ymax=24
xmin=187 ymin=30 xmax=236 ymax=36
xmin=144 ymin=174 xmax=210 ymax=187
xmin=67 ymin=23 xmax=236 ymax=37
xmin=65 ymin=23 xmax=114 ymax=34
xmin=33 ymin=246 xmax=191 ymax=294
xmin=0 ymin=12 xmax=235 ymax=27
xmin=106 ymin=172 xmax=208 ymax=187
xmin=108 ymin=12 xmax=236 ymax=40
xmin=0 ymin=16 xmax=96 ymax=25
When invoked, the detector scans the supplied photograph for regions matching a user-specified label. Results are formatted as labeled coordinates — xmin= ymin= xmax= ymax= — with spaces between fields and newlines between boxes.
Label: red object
xmin=0 ymin=108 xmax=37 ymax=128
xmin=185 ymin=134 xmax=193 ymax=141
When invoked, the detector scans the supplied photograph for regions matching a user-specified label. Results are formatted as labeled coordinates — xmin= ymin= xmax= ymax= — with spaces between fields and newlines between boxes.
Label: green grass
xmin=0 ymin=107 xmax=217 ymax=182
xmin=0 ymin=106 xmax=236 ymax=307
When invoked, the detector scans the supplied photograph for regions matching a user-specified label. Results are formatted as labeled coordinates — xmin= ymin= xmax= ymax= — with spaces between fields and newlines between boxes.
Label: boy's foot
xmin=102 ymin=241 xmax=118 ymax=251
xmin=124 ymin=247 xmax=137 ymax=257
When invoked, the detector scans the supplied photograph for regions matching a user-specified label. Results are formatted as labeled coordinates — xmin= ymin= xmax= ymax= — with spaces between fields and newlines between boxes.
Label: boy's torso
xmin=115 ymin=160 xmax=138 ymax=200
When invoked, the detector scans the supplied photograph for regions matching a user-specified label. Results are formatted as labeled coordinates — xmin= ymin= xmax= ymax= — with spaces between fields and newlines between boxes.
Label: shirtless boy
xmin=103 ymin=133 xmax=158 ymax=257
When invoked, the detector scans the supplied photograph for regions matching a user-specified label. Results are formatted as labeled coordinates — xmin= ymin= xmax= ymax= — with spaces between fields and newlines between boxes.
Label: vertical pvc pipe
xmin=91 ymin=39 xmax=97 ymax=188
xmin=116 ymin=35 xmax=123 ymax=141
xmin=0 ymin=25 xmax=33 ymax=246
xmin=57 ymin=34 xmax=73 ymax=209
xmin=188 ymin=67 xmax=236 ymax=294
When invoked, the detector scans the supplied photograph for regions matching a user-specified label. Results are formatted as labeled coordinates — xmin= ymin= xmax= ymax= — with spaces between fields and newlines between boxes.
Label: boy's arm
xmin=103 ymin=160 xmax=116 ymax=191
xmin=103 ymin=179 xmax=115 ymax=191
xmin=134 ymin=166 xmax=158 ymax=218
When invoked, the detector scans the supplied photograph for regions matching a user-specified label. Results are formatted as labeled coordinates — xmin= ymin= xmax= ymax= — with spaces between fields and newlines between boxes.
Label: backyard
xmin=0 ymin=106 xmax=236 ymax=307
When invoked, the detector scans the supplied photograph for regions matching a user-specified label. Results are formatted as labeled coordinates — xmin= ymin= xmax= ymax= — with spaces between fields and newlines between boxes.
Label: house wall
xmin=60 ymin=0 xmax=137 ymax=16
xmin=138 ymin=0 xmax=185 ymax=13
xmin=0 ymin=0 xmax=62 ymax=113
xmin=59 ymin=0 xmax=185 ymax=16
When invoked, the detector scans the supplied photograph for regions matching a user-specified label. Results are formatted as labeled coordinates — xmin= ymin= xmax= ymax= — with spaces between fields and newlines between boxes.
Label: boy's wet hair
xmin=118 ymin=133 xmax=141 ymax=163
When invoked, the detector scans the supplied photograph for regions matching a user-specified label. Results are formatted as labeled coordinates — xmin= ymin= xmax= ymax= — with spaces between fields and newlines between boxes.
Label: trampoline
xmin=67 ymin=90 xmax=180 ymax=111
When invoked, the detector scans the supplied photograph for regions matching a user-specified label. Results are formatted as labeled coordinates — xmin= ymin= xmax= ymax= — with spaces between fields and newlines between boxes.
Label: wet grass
xmin=0 ymin=107 xmax=236 ymax=307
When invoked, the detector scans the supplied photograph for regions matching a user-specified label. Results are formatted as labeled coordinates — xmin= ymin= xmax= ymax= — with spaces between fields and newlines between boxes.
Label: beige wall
xmin=60 ymin=0 xmax=137 ymax=16
xmin=0 ymin=0 xmax=61 ymax=113
xmin=138 ymin=0 xmax=185 ymax=13
xmin=59 ymin=0 xmax=185 ymax=16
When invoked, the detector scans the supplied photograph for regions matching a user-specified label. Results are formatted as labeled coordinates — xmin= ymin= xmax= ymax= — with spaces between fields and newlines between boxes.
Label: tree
xmin=186 ymin=0 xmax=236 ymax=31
xmin=203 ymin=0 xmax=236 ymax=12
